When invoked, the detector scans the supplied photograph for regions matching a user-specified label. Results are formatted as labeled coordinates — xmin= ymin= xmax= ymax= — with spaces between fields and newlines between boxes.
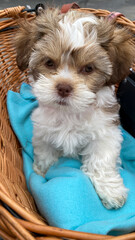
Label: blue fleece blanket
xmin=7 ymin=83 xmax=135 ymax=236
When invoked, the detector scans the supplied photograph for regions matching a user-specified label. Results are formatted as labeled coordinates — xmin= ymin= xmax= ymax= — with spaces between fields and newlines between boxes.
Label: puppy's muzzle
xmin=56 ymin=83 xmax=73 ymax=98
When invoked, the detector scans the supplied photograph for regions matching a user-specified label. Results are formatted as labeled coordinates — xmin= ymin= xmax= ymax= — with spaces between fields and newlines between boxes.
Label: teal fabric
xmin=7 ymin=83 xmax=135 ymax=236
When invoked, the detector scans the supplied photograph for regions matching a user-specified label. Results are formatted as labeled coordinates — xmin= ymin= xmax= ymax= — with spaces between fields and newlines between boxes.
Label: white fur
xmin=56 ymin=65 xmax=72 ymax=80
xmin=59 ymin=15 xmax=98 ymax=49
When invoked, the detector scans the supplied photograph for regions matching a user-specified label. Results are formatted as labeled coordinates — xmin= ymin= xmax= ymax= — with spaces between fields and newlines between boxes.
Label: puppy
xmin=15 ymin=8 xmax=134 ymax=209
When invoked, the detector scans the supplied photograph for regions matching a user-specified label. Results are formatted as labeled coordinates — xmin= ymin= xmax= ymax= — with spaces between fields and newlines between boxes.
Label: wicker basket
xmin=0 ymin=5 xmax=135 ymax=240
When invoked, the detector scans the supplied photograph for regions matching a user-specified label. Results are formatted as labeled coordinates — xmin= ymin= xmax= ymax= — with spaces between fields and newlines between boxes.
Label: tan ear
xmin=108 ymin=27 xmax=134 ymax=84
xmin=15 ymin=20 xmax=37 ymax=71
xmin=97 ymin=19 xmax=135 ymax=84
xmin=15 ymin=8 xmax=61 ymax=71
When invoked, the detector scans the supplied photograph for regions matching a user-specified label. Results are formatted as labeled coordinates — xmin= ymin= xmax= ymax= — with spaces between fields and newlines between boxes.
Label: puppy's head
xmin=15 ymin=8 xmax=134 ymax=112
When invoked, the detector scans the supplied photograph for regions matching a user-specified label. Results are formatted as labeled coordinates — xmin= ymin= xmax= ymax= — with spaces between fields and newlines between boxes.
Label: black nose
xmin=56 ymin=83 xmax=73 ymax=98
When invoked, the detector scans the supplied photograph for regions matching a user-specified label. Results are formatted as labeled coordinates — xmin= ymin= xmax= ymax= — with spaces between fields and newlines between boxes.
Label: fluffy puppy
xmin=15 ymin=8 xmax=134 ymax=209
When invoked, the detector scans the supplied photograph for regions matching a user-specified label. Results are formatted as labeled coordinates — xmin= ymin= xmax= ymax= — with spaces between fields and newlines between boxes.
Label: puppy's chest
xmin=33 ymin=108 xmax=92 ymax=156
xmin=47 ymin=118 xmax=90 ymax=156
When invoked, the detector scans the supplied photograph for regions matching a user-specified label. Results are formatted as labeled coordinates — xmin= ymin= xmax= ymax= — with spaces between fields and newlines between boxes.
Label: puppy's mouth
xmin=56 ymin=100 xmax=68 ymax=106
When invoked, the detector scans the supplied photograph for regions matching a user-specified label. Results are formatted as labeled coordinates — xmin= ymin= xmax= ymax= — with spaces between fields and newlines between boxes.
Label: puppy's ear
xmin=15 ymin=8 xmax=61 ymax=71
xmin=97 ymin=19 xmax=135 ymax=84
xmin=108 ymin=27 xmax=135 ymax=84
xmin=15 ymin=20 xmax=40 ymax=71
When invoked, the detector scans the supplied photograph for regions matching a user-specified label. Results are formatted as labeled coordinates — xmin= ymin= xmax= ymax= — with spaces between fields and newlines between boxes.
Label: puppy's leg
xmin=33 ymin=141 xmax=59 ymax=177
xmin=81 ymin=127 xmax=128 ymax=209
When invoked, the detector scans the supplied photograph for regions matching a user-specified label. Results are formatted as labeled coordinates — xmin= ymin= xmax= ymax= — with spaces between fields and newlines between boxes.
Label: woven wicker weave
xmin=0 ymin=5 xmax=135 ymax=240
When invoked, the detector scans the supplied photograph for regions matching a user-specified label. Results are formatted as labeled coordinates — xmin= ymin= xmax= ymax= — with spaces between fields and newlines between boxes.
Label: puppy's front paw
xmin=99 ymin=184 xmax=128 ymax=209
xmin=82 ymin=165 xmax=128 ymax=209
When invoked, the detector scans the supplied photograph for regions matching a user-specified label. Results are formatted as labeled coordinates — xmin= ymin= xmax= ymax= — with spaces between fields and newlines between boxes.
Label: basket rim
xmin=0 ymin=5 xmax=135 ymax=33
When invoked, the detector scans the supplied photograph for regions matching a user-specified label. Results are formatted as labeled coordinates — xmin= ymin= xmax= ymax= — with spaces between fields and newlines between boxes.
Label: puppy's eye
xmin=81 ymin=64 xmax=94 ymax=74
xmin=45 ymin=59 xmax=55 ymax=69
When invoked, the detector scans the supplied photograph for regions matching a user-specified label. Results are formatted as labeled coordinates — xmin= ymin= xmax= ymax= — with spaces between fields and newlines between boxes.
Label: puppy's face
xmin=16 ymin=9 xmax=134 ymax=112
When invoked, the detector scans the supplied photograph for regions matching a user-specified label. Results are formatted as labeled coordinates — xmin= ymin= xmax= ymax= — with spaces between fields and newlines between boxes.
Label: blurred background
xmin=0 ymin=0 xmax=134 ymax=20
